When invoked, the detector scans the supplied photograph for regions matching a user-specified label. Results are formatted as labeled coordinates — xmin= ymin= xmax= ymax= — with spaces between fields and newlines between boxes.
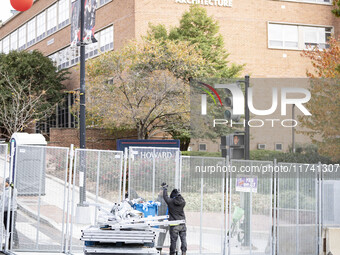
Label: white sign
xmin=140 ymin=151 xmax=174 ymax=159
xmin=175 ymin=0 xmax=232 ymax=7
xmin=235 ymin=176 xmax=258 ymax=193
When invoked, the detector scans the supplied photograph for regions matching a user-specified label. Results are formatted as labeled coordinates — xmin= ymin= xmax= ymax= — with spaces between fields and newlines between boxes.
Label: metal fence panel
xmin=181 ymin=156 xmax=225 ymax=254
xmin=127 ymin=147 xmax=180 ymax=201
xmin=229 ymin=160 xmax=273 ymax=255
xmin=277 ymin=163 xmax=318 ymax=255
xmin=0 ymin=144 xmax=8 ymax=251
xmin=70 ymin=148 xmax=123 ymax=252
xmin=11 ymin=145 xmax=69 ymax=252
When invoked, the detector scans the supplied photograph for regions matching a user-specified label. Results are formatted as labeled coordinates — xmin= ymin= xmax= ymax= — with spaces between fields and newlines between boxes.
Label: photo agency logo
xmin=194 ymin=79 xmax=312 ymax=128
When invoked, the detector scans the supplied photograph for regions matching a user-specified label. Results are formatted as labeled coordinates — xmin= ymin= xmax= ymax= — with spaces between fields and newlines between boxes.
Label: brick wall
xmin=49 ymin=128 xmax=138 ymax=150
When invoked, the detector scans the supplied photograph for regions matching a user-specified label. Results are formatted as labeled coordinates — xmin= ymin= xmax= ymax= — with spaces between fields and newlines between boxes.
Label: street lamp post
xmin=79 ymin=0 xmax=86 ymax=206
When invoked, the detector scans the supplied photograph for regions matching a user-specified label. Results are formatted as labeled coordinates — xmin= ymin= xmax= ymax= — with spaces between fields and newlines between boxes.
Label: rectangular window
xmin=37 ymin=11 xmax=46 ymax=41
xmin=3 ymin=36 xmax=9 ymax=54
xmin=268 ymin=24 xmax=298 ymax=49
xmin=10 ymin=30 xmax=18 ymax=51
xmin=18 ymin=24 xmax=27 ymax=50
xmin=27 ymin=18 xmax=36 ymax=47
xmin=70 ymin=46 xmax=80 ymax=65
xmin=199 ymin=144 xmax=207 ymax=151
xmin=58 ymin=47 xmax=70 ymax=70
xmin=98 ymin=0 xmax=110 ymax=7
xmin=47 ymin=4 xmax=57 ymax=36
xmin=85 ymin=33 xmax=99 ymax=59
xmin=268 ymin=23 xmax=332 ymax=50
xmin=58 ymin=0 xmax=70 ymax=29
xmin=275 ymin=143 xmax=283 ymax=151
xmin=49 ymin=52 xmax=58 ymax=67
xmin=99 ymin=26 xmax=113 ymax=52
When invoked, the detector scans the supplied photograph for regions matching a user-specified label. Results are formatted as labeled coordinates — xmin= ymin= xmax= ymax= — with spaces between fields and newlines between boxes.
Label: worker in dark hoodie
xmin=161 ymin=182 xmax=187 ymax=255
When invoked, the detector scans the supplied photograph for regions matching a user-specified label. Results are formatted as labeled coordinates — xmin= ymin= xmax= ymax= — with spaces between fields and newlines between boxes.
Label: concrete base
xmin=325 ymin=228 xmax=340 ymax=255
xmin=75 ymin=205 xmax=92 ymax=224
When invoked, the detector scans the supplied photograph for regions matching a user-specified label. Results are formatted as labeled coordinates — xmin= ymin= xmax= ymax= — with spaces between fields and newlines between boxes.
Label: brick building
xmin=0 ymin=0 xmax=338 ymax=151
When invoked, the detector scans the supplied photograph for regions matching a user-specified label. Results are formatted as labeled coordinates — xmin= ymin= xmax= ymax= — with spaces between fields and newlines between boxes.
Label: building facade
xmin=0 ymin=0 xmax=338 ymax=151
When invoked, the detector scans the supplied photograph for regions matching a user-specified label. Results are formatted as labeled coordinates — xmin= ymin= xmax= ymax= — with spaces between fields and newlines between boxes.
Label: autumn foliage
xmin=300 ymin=37 xmax=340 ymax=161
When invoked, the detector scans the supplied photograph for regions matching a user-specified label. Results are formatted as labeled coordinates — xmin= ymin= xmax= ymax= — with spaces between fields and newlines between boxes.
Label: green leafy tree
xmin=332 ymin=0 xmax=340 ymax=17
xmin=0 ymin=50 xmax=69 ymax=137
xmin=147 ymin=6 xmax=243 ymax=149
xmin=147 ymin=5 xmax=243 ymax=78
xmin=84 ymin=39 xmax=206 ymax=140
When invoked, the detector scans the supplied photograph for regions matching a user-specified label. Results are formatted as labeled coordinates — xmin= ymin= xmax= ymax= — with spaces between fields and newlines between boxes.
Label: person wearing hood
xmin=161 ymin=182 xmax=187 ymax=255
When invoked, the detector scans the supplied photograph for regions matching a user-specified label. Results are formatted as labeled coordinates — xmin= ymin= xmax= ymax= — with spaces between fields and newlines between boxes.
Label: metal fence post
xmin=64 ymin=144 xmax=74 ymax=253
xmin=122 ymin=147 xmax=128 ymax=200
xmin=318 ymin=162 xmax=322 ymax=255
xmin=95 ymin=151 xmax=101 ymax=225
xmin=0 ymin=144 xmax=8 ymax=252
xmin=273 ymin=159 xmax=277 ymax=255
xmin=296 ymin=163 xmax=299 ymax=255
xmin=61 ymin=147 xmax=70 ymax=253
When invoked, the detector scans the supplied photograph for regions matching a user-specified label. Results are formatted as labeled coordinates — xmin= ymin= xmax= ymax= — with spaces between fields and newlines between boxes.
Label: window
xmin=268 ymin=24 xmax=298 ymax=49
xmin=49 ymin=52 xmax=58 ymax=67
xmin=268 ymin=23 xmax=332 ymax=50
xmin=275 ymin=143 xmax=283 ymax=151
xmin=85 ymin=33 xmax=99 ymax=59
xmin=57 ymin=47 xmax=70 ymax=70
xmin=47 ymin=4 xmax=57 ymax=36
xmin=303 ymin=26 xmax=330 ymax=49
xmin=199 ymin=143 xmax=207 ymax=151
xmin=97 ymin=0 xmax=111 ymax=7
xmin=27 ymin=18 xmax=36 ymax=47
xmin=99 ymin=26 xmax=113 ymax=52
xmin=58 ymin=0 xmax=70 ymax=29
xmin=70 ymin=46 xmax=80 ymax=65
xmin=3 ymin=36 xmax=9 ymax=54
xmin=10 ymin=30 xmax=18 ymax=51
xmin=18 ymin=24 xmax=27 ymax=50
xmin=37 ymin=11 xmax=46 ymax=41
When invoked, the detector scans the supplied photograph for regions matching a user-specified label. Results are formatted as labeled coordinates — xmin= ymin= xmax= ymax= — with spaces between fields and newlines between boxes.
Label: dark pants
xmin=3 ymin=211 xmax=19 ymax=247
xmin=170 ymin=224 xmax=187 ymax=255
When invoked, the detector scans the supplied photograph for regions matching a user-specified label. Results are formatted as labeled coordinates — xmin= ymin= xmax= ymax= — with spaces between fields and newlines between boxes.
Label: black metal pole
xmin=292 ymin=104 xmax=295 ymax=153
xmin=245 ymin=75 xmax=250 ymax=160
xmin=243 ymin=75 xmax=251 ymax=248
xmin=79 ymin=0 xmax=86 ymax=206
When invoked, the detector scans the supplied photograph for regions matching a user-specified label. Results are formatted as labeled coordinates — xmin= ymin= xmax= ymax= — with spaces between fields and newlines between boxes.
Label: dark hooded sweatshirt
xmin=163 ymin=188 xmax=186 ymax=221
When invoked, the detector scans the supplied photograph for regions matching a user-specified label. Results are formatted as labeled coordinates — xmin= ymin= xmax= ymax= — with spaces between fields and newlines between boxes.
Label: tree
xmin=147 ymin=5 xmax=243 ymax=78
xmin=332 ymin=0 xmax=340 ymax=17
xmin=84 ymin=39 xmax=206 ymax=139
xmin=0 ymin=50 xmax=69 ymax=137
xmin=300 ymin=37 xmax=340 ymax=161
xmin=147 ymin=6 xmax=243 ymax=148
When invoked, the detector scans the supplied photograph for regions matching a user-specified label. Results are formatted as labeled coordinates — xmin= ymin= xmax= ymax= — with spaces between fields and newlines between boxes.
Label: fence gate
xmin=69 ymin=148 xmax=124 ymax=253
xmin=9 ymin=145 xmax=70 ymax=252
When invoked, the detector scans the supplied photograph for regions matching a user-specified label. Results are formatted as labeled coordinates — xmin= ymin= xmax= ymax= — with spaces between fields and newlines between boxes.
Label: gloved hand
xmin=160 ymin=182 xmax=168 ymax=189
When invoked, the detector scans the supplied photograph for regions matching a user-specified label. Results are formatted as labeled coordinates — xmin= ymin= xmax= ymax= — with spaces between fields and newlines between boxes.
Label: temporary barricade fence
xmin=0 ymin=144 xmax=338 ymax=254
